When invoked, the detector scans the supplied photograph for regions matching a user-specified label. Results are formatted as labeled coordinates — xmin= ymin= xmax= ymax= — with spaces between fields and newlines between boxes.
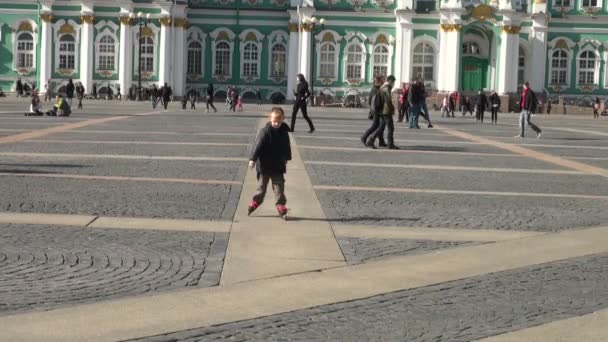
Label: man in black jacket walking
xmin=291 ymin=74 xmax=315 ymax=133
xmin=362 ymin=75 xmax=386 ymax=148
xmin=206 ymin=83 xmax=217 ymax=112
xmin=516 ymin=82 xmax=542 ymax=138
xmin=66 ymin=78 xmax=75 ymax=108
xmin=474 ymin=90 xmax=488 ymax=123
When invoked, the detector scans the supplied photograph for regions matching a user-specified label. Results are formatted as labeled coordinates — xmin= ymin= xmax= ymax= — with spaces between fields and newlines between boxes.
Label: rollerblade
xmin=276 ymin=204 xmax=288 ymax=220
xmin=247 ymin=201 xmax=259 ymax=216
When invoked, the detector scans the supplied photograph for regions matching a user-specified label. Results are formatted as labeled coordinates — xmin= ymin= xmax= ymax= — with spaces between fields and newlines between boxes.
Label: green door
xmin=461 ymin=57 xmax=488 ymax=92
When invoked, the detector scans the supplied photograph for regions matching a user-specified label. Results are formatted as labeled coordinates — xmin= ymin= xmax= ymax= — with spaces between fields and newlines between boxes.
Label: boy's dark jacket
xmin=250 ymin=122 xmax=292 ymax=174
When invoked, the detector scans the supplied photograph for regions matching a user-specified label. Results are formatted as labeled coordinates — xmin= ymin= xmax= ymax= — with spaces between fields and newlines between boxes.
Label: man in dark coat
xmin=65 ymin=78 xmax=75 ymax=108
xmin=290 ymin=74 xmax=315 ymax=133
xmin=206 ymin=83 xmax=217 ymax=112
xmin=474 ymin=90 xmax=488 ymax=123
xmin=16 ymin=78 xmax=23 ymax=97
xmin=161 ymin=82 xmax=172 ymax=110
xmin=489 ymin=91 xmax=501 ymax=124
xmin=407 ymin=78 xmax=424 ymax=129
xmin=369 ymin=75 xmax=398 ymax=149
xmin=230 ymin=87 xmax=238 ymax=112
xmin=362 ymin=75 xmax=386 ymax=148
xmin=516 ymin=81 xmax=542 ymax=138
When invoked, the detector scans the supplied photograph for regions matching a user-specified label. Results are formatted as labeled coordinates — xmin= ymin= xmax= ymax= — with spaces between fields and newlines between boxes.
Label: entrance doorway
xmin=461 ymin=56 xmax=488 ymax=92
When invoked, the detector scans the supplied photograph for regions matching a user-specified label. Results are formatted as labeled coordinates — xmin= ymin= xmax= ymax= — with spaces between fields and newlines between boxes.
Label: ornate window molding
xmin=186 ymin=27 xmax=206 ymax=81
xmin=368 ymin=32 xmax=394 ymax=80
xmin=267 ymin=30 xmax=289 ymax=83
xmin=552 ymin=0 xmax=573 ymax=11
xmin=239 ymin=29 xmax=264 ymax=82
xmin=579 ymin=0 xmax=601 ymax=14
xmin=11 ymin=20 xmax=38 ymax=75
xmin=315 ymin=29 xmax=342 ymax=84
xmin=94 ymin=21 xmax=119 ymax=77
xmin=132 ymin=23 xmax=159 ymax=79
xmin=210 ymin=28 xmax=235 ymax=81
xmin=52 ymin=19 xmax=81 ymax=77
xmin=343 ymin=32 xmax=367 ymax=85
xmin=547 ymin=37 xmax=575 ymax=90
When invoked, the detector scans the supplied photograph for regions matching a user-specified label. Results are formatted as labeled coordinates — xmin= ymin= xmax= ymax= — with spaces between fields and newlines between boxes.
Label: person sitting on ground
xmin=46 ymin=95 xmax=71 ymax=116
xmin=26 ymin=90 xmax=43 ymax=116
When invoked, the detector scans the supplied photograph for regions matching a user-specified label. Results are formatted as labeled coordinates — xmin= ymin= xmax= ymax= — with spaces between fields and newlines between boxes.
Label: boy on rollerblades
xmin=248 ymin=107 xmax=292 ymax=219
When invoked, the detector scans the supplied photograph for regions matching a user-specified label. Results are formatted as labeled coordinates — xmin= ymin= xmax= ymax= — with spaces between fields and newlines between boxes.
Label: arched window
xmin=270 ymin=44 xmax=286 ymax=77
xmin=518 ymin=48 xmax=525 ymax=86
xmin=372 ymin=44 xmax=389 ymax=78
xmin=139 ymin=37 xmax=154 ymax=72
xmin=462 ymin=42 xmax=481 ymax=56
xmin=187 ymin=41 xmax=202 ymax=75
xmin=16 ymin=32 xmax=34 ymax=68
xmin=577 ymin=50 xmax=597 ymax=85
xmin=319 ymin=43 xmax=336 ymax=78
xmin=550 ymin=49 xmax=568 ymax=85
xmin=242 ymin=42 xmax=259 ymax=77
xmin=412 ymin=42 xmax=434 ymax=82
xmin=97 ymin=35 xmax=115 ymax=71
xmin=215 ymin=41 xmax=230 ymax=76
xmin=58 ymin=35 xmax=76 ymax=69
xmin=345 ymin=44 xmax=364 ymax=79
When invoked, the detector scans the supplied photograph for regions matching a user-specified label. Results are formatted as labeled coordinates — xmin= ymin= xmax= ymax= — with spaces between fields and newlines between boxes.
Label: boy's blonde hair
xmin=269 ymin=107 xmax=285 ymax=119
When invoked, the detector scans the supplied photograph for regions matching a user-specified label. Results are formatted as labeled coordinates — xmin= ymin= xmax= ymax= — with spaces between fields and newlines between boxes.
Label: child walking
xmin=248 ymin=107 xmax=292 ymax=219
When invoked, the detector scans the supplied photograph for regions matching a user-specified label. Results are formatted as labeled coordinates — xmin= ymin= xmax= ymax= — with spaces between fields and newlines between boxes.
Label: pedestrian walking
xmin=206 ymin=83 xmax=217 ymax=113
xmin=407 ymin=78 xmax=424 ymax=129
xmin=447 ymin=92 xmax=456 ymax=118
xmin=546 ymin=100 xmax=552 ymax=114
xmin=116 ymin=84 xmax=122 ymax=101
xmin=65 ymin=78 xmax=75 ymax=108
xmin=76 ymin=82 xmax=85 ymax=109
xmin=256 ymin=89 xmax=262 ymax=105
xmin=362 ymin=75 xmax=387 ymax=148
xmin=461 ymin=96 xmax=473 ymax=116
xmin=419 ymin=81 xmax=433 ymax=128
xmin=369 ymin=75 xmax=399 ymax=149
xmin=161 ymin=82 xmax=172 ymax=110
xmin=230 ymin=88 xmax=239 ymax=112
xmin=441 ymin=95 xmax=449 ymax=117
xmin=515 ymin=82 xmax=542 ymax=139
xmin=290 ymin=74 xmax=315 ymax=133
xmin=44 ymin=79 xmax=52 ymax=102
xmin=489 ymin=91 xmax=501 ymax=124
xmin=15 ymin=78 xmax=23 ymax=97
xmin=150 ymin=84 xmax=159 ymax=108
xmin=397 ymin=82 xmax=409 ymax=123
xmin=474 ymin=90 xmax=488 ymax=123
xmin=247 ymin=107 xmax=292 ymax=220
xmin=593 ymin=97 xmax=600 ymax=118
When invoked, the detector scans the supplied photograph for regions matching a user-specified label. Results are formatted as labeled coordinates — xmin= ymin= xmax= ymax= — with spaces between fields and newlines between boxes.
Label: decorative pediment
xmin=239 ymin=29 xmax=264 ymax=42
xmin=549 ymin=37 xmax=576 ymax=50
xmin=18 ymin=22 xmax=33 ymax=32
xmin=141 ymin=26 xmax=154 ymax=38
xmin=470 ymin=4 xmax=495 ymax=21
xmin=210 ymin=27 xmax=235 ymax=41
xmin=58 ymin=23 xmax=74 ymax=34
xmin=315 ymin=29 xmax=342 ymax=42
xmin=344 ymin=31 xmax=368 ymax=42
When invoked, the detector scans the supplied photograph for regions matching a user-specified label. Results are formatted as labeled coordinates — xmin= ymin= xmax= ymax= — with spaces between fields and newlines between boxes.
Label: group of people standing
xmin=441 ymin=90 xmax=501 ymax=124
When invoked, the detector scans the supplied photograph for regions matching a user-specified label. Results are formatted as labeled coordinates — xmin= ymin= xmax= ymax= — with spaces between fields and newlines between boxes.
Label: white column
xmin=300 ymin=28 xmax=312 ymax=81
xmin=118 ymin=16 xmax=133 ymax=97
xmin=39 ymin=13 xmax=53 ymax=92
xmin=529 ymin=14 xmax=548 ymax=91
xmin=437 ymin=25 xmax=462 ymax=92
xmin=173 ymin=20 xmax=186 ymax=97
xmin=287 ymin=23 xmax=299 ymax=100
xmin=79 ymin=14 xmax=94 ymax=95
xmin=496 ymin=26 xmax=520 ymax=95
xmin=395 ymin=10 xmax=415 ymax=86
xmin=158 ymin=19 xmax=172 ymax=87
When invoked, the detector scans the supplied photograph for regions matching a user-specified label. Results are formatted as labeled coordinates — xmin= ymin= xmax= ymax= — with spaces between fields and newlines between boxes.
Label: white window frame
xmin=580 ymin=0 xmax=600 ymax=8
xmin=96 ymin=34 xmax=116 ymax=71
xmin=319 ymin=42 xmax=338 ymax=80
xmin=238 ymin=29 xmax=264 ymax=82
xmin=11 ymin=20 xmax=38 ymax=73
xmin=547 ymin=37 xmax=576 ymax=89
xmin=94 ymin=21 xmax=119 ymax=76
xmin=270 ymin=43 xmax=287 ymax=78
xmin=553 ymin=0 xmax=573 ymax=9
xmin=368 ymin=32 xmax=395 ymax=80
xmin=52 ymin=19 xmax=81 ymax=76
xmin=210 ymin=28 xmax=235 ymax=81
xmin=267 ymin=30 xmax=289 ymax=82
xmin=139 ymin=37 xmax=155 ymax=73
xmin=187 ymin=41 xmax=203 ymax=76
xmin=410 ymin=36 xmax=439 ymax=89
xmin=58 ymin=35 xmax=76 ymax=70
xmin=344 ymin=42 xmax=366 ymax=82
xmin=412 ymin=42 xmax=435 ymax=83
xmin=132 ymin=23 xmax=159 ymax=77
xmin=15 ymin=32 xmax=35 ymax=69
xmin=214 ymin=41 xmax=231 ymax=78
xmin=549 ymin=49 xmax=570 ymax=86
xmin=576 ymin=49 xmax=600 ymax=86
xmin=242 ymin=42 xmax=260 ymax=78
xmin=518 ymin=47 xmax=526 ymax=86
xmin=186 ymin=27 xmax=207 ymax=79
xmin=371 ymin=44 xmax=390 ymax=78
xmin=314 ymin=30 xmax=342 ymax=83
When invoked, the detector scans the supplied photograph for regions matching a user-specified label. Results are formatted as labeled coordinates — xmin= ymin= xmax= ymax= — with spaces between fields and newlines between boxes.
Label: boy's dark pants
xmin=253 ymin=173 xmax=286 ymax=206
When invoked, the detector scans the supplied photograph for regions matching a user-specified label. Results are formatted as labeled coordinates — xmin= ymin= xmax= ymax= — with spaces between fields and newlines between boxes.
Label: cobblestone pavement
xmin=315 ymin=190 xmax=608 ymax=231
xmin=132 ymin=253 xmax=608 ymax=342
xmin=0 ymin=224 xmax=228 ymax=315
xmin=336 ymin=237 xmax=479 ymax=264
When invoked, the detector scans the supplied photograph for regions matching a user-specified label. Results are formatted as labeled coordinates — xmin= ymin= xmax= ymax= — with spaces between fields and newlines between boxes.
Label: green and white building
xmin=0 ymin=0 xmax=607 ymax=104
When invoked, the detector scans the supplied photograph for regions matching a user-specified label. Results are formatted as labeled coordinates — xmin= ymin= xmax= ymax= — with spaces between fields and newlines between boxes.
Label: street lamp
xmin=135 ymin=12 xmax=151 ymax=101
xmin=304 ymin=17 xmax=325 ymax=107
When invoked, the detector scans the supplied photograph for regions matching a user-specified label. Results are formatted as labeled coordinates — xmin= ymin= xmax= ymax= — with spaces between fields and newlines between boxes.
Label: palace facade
xmin=0 ymin=0 xmax=607 ymax=104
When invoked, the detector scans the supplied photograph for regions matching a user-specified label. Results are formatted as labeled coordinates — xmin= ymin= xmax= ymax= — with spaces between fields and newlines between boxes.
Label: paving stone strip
xmin=337 ymin=237 xmax=481 ymax=264
xmin=131 ymin=253 xmax=608 ymax=342
xmin=0 ymin=224 xmax=228 ymax=316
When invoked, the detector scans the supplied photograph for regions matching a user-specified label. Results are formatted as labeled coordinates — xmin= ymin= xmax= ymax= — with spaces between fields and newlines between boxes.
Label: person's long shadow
xmin=249 ymin=215 xmax=421 ymax=223
xmin=0 ymin=169 xmax=60 ymax=174
xmin=0 ymin=163 xmax=87 ymax=168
